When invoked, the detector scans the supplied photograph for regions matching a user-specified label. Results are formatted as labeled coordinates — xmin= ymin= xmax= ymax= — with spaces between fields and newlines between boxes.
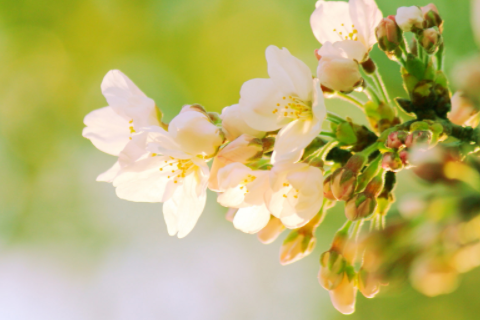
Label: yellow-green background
xmin=0 ymin=0 xmax=478 ymax=319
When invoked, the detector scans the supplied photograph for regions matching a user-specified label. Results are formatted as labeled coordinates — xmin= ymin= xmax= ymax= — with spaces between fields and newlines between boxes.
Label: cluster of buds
xmin=381 ymin=120 xmax=444 ymax=172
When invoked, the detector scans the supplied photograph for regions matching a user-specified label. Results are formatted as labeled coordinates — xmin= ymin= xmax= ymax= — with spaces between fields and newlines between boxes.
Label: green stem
xmin=326 ymin=111 xmax=346 ymax=124
xmin=436 ymin=43 xmax=444 ymax=70
xmin=334 ymin=92 xmax=365 ymax=110
xmin=337 ymin=220 xmax=353 ymax=236
xmin=365 ymin=87 xmax=380 ymax=105
xmin=371 ymin=70 xmax=391 ymax=104
xmin=318 ymin=140 xmax=339 ymax=161
xmin=359 ymin=141 xmax=380 ymax=157
xmin=351 ymin=220 xmax=364 ymax=241
xmin=319 ymin=131 xmax=336 ymax=138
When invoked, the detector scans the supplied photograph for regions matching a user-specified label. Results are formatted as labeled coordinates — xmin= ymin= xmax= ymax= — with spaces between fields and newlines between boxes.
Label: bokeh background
xmin=0 ymin=0 xmax=478 ymax=319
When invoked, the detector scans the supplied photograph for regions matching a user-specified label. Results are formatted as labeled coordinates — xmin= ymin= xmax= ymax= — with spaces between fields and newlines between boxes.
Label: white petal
xmin=146 ymin=126 xmax=191 ymax=160
xmin=163 ymin=167 xmax=208 ymax=238
xmin=101 ymin=70 xmax=160 ymax=128
xmin=82 ymin=106 xmax=130 ymax=156
xmin=318 ymin=40 xmax=368 ymax=62
xmin=221 ymin=104 xmax=266 ymax=141
xmin=266 ymin=46 xmax=313 ymax=102
xmin=169 ymin=111 xmax=223 ymax=157
xmin=233 ymin=205 xmax=271 ymax=234
xmin=96 ymin=161 xmax=121 ymax=182
xmin=312 ymin=78 xmax=327 ymax=122
xmin=310 ymin=1 xmax=353 ymax=44
xmin=350 ymin=0 xmax=383 ymax=50
xmin=113 ymin=155 xmax=178 ymax=203
xmin=280 ymin=213 xmax=309 ymax=229
xmin=239 ymin=78 xmax=291 ymax=132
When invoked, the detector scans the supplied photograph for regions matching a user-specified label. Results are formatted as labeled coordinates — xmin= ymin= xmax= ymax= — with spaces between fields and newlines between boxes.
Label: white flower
xmin=316 ymin=41 xmax=364 ymax=92
xmin=396 ymin=6 xmax=424 ymax=32
xmin=111 ymin=109 xmax=224 ymax=238
xmin=266 ymin=162 xmax=324 ymax=229
xmin=83 ymin=70 xmax=161 ymax=182
xmin=217 ymin=163 xmax=271 ymax=234
xmin=83 ymin=70 xmax=160 ymax=156
xmin=221 ymin=104 xmax=266 ymax=142
xmin=239 ymin=45 xmax=326 ymax=164
xmin=310 ymin=0 xmax=383 ymax=53
xmin=208 ymin=134 xmax=263 ymax=192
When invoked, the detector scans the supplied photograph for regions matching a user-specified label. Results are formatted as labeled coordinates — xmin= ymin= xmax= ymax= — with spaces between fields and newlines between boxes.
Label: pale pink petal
xmin=233 ymin=205 xmax=271 ymax=234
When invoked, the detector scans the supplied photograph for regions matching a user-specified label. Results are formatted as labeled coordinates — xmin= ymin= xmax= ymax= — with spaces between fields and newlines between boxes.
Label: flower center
xmin=158 ymin=156 xmax=195 ymax=184
xmin=332 ymin=23 xmax=358 ymax=41
xmin=128 ymin=119 xmax=135 ymax=140
xmin=238 ymin=174 xmax=257 ymax=194
xmin=281 ymin=182 xmax=299 ymax=200
xmin=272 ymin=95 xmax=312 ymax=121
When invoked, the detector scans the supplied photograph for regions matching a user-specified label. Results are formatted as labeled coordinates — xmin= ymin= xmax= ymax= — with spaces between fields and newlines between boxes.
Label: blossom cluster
xmin=83 ymin=0 xmax=480 ymax=315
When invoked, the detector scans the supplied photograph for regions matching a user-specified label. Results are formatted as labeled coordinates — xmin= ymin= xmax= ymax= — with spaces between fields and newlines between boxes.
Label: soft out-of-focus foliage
xmin=0 ymin=0 xmax=479 ymax=319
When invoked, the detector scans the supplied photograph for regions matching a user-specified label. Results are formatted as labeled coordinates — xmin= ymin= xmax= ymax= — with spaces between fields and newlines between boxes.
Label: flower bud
xmin=405 ymin=130 xmax=432 ymax=148
xmin=335 ymin=122 xmax=358 ymax=145
xmin=257 ymin=216 xmax=285 ymax=244
xmin=396 ymin=6 xmax=424 ymax=32
xmin=317 ymin=56 xmax=363 ymax=93
xmin=323 ymin=174 xmax=337 ymax=201
xmin=386 ymin=131 xmax=408 ymax=149
xmin=208 ymin=134 xmax=264 ymax=191
xmin=345 ymin=193 xmax=377 ymax=221
xmin=419 ymin=27 xmax=442 ymax=54
xmin=331 ymin=168 xmax=357 ymax=201
xmin=449 ymin=91 xmax=480 ymax=126
xmin=376 ymin=16 xmax=403 ymax=52
xmin=280 ymin=230 xmax=316 ymax=265
xmin=328 ymin=273 xmax=358 ymax=315
xmin=421 ymin=4 xmax=443 ymax=31
xmin=318 ymin=251 xmax=346 ymax=290
xmin=382 ymin=152 xmax=404 ymax=172
xmin=399 ymin=149 xmax=409 ymax=166
xmin=358 ymin=268 xmax=380 ymax=298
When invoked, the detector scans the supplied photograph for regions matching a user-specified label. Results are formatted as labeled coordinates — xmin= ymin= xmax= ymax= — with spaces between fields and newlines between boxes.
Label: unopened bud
xmin=319 ymin=251 xmax=346 ymax=290
xmin=399 ymin=149 xmax=409 ymax=166
xmin=328 ymin=273 xmax=358 ymax=315
xmin=419 ymin=27 xmax=442 ymax=54
xmin=396 ymin=6 xmax=424 ymax=32
xmin=345 ymin=193 xmax=377 ymax=221
xmin=449 ymin=91 xmax=480 ymax=126
xmin=358 ymin=268 xmax=380 ymax=298
xmin=323 ymin=174 xmax=337 ymax=201
xmin=405 ymin=130 xmax=432 ymax=148
xmin=387 ymin=131 xmax=408 ymax=149
xmin=280 ymin=230 xmax=316 ymax=265
xmin=376 ymin=16 xmax=403 ymax=52
xmin=331 ymin=168 xmax=357 ymax=201
xmin=382 ymin=152 xmax=404 ymax=172
xmin=421 ymin=4 xmax=443 ymax=32
xmin=257 ymin=216 xmax=285 ymax=244
xmin=318 ymin=56 xmax=363 ymax=93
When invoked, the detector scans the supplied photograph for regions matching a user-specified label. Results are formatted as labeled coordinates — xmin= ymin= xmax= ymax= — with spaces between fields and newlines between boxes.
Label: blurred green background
xmin=0 ymin=0 xmax=478 ymax=319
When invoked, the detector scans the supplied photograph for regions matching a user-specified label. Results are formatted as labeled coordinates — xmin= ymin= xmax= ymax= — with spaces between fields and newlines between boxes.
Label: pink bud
xmin=328 ymin=273 xmax=358 ymax=315
xmin=419 ymin=27 xmax=442 ymax=54
xmin=382 ymin=152 xmax=404 ymax=172
xmin=280 ymin=231 xmax=316 ymax=265
xmin=323 ymin=174 xmax=337 ymax=201
xmin=405 ymin=130 xmax=432 ymax=148
xmin=345 ymin=193 xmax=377 ymax=221
xmin=331 ymin=168 xmax=357 ymax=201
xmin=317 ymin=56 xmax=363 ymax=93
xmin=399 ymin=149 xmax=409 ymax=166
xmin=387 ymin=131 xmax=408 ymax=149
xmin=376 ymin=16 xmax=402 ymax=52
